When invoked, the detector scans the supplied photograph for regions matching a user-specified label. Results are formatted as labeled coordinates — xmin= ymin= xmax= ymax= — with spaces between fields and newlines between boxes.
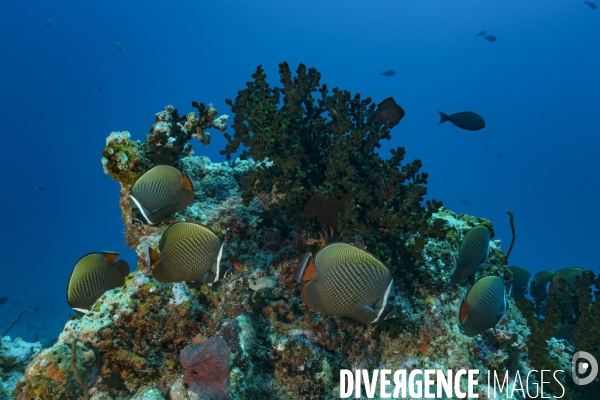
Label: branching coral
xmin=102 ymin=103 xmax=228 ymax=188
xmin=1 ymin=311 xmax=25 ymax=337
xmin=70 ymin=339 xmax=89 ymax=400
xmin=222 ymin=62 xmax=442 ymax=287
xmin=517 ymin=271 xmax=599 ymax=398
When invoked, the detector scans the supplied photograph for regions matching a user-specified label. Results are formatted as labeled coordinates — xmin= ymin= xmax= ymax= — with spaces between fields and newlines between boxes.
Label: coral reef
xmin=14 ymin=155 xmax=534 ymax=399
xmin=517 ymin=270 xmax=599 ymax=399
xmin=222 ymin=62 xmax=443 ymax=289
xmin=12 ymin=66 xmax=576 ymax=399
xmin=0 ymin=336 xmax=41 ymax=398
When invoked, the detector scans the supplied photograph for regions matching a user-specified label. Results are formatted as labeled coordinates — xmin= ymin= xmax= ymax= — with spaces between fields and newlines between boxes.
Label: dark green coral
xmin=517 ymin=271 xmax=600 ymax=399
xmin=222 ymin=62 xmax=442 ymax=285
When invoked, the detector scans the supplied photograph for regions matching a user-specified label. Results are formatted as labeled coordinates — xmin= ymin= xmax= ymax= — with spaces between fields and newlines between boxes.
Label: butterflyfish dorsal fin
xmin=101 ymin=251 xmax=120 ymax=263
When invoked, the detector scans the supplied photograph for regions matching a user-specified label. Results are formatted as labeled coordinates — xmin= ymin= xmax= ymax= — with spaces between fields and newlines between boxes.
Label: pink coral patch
xmin=180 ymin=336 xmax=231 ymax=399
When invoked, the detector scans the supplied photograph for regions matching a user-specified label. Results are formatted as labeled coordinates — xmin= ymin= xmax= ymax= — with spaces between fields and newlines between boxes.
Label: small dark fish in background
xmin=495 ymin=153 xmax=504 ymax=159
xmin=380 ymin=70 xmax=395 ymax=77
xmin=113 ymin=42 xmax=124 ymax=51
xmin=44 ymin=20 xmax=52 ymax=28
xmin=584 ymin=1 xmax=597 ymax=9
xmin=461 ymin=199 xmax=470 ymax=206
xmin=439 ymin=111 xmax=485 ymax=131
xmin=34 ymin=307 xmax=40 ymax=312
xmin=484 ymin=35 xmax=497 ymax=42
xmin=475 ymin=31 xmax=486 ymax=37
xmin=0 ymin=296 xmax=8 ymax=305
xmin=35 ymin=186 xmax=45 ymax=191
xmin=97 ymin=85 xmax=103 ymax=94
xmin=377 ymin=97 xmax=405 ymax=128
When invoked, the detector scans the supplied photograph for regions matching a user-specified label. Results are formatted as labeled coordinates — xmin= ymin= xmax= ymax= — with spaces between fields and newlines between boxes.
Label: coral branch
xmin=1 ymin=310 xmax=25 ymax=337
xmin=505 ymin=210 xmax=516 ymax=265
xmin=70 ymin=339 xmax=89 ymax=400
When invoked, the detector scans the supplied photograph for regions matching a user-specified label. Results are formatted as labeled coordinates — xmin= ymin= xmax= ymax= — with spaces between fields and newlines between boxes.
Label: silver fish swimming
xmin=530 ymin=270 xmax=554 ymax=302
xmin=549 ymin=267 xmax=585 ymax=293
xmin=297 ymin=243 xmax=397 ymax=324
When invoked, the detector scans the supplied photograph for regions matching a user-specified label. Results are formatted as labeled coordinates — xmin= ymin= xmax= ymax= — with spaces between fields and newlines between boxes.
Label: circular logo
xmin=572 ymin=351 xmax=598 ymax=386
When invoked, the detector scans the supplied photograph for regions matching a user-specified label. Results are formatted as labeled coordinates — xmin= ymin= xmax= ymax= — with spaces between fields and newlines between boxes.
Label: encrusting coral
xmin=11 ymin=63 xmax=574 ymax=399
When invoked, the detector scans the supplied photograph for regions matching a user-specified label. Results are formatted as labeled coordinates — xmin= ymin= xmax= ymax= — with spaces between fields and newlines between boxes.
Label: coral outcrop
xmin=101 ymin=103 xmax=228 ymax=188
xmin=14 ymin=155 xmax=535 ymax=399
xmin=13 ymin=64 xmax=583 ymax=399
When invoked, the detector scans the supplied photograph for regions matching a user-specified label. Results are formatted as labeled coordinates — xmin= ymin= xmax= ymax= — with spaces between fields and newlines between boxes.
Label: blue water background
xmin=0 ymin=0 xmax=598 ymax=341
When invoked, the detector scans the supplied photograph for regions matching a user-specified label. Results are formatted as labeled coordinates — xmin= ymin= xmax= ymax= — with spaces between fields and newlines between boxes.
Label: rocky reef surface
xmin=10 ymin=153 xmax=537 ymax=399
xmin=1 ymin=336 xmax=41 ymax=398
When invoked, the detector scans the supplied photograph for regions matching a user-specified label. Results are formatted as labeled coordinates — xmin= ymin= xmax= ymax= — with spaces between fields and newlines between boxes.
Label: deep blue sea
xmin=0 ymin=0 xmax=598 ymax=342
